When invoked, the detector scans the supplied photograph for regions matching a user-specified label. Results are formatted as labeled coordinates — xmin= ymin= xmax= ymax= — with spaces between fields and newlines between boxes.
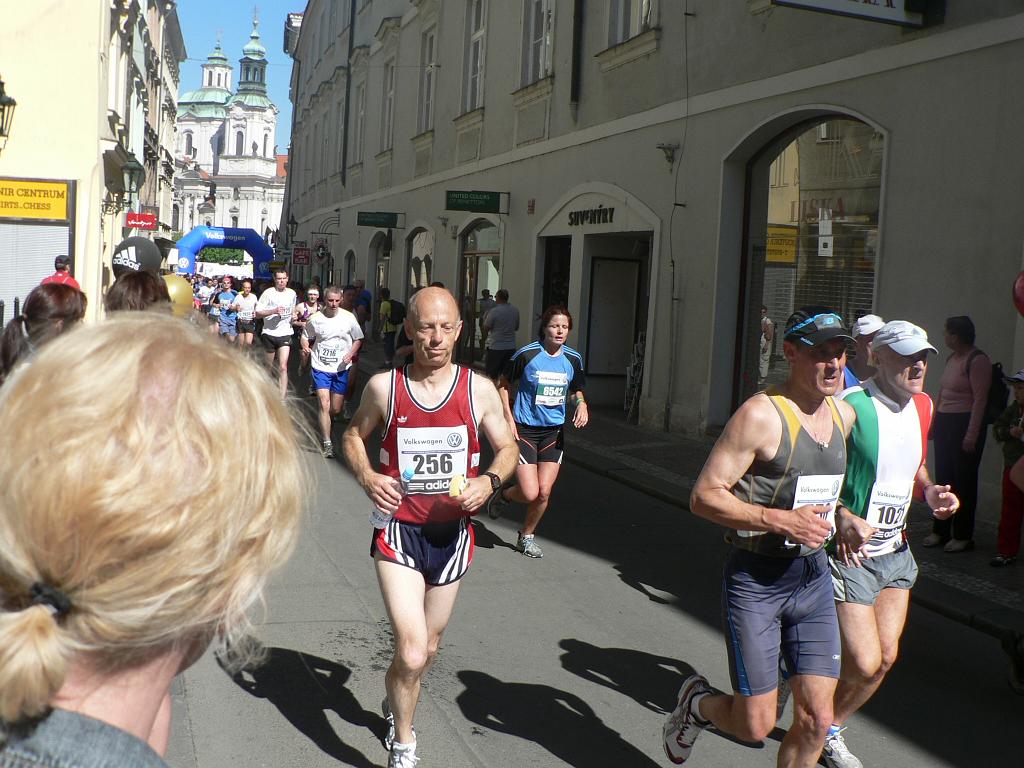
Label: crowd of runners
xmin=0 ymin=262 xmax=1006 ymax=768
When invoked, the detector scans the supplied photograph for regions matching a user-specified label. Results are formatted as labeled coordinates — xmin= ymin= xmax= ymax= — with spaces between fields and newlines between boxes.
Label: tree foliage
xmin=199 ymin=247 xmax=246 ymax=265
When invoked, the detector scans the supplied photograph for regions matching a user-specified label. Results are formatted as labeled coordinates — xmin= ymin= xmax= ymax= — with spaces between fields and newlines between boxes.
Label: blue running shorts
xmin=722 ymin=547 xmax=840 ymax=696
xmin=311 ymin=368 xmax=350 ymax=395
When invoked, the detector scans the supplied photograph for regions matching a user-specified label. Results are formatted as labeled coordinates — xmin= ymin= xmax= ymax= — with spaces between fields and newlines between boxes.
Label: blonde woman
xmin=0 ymin=313 xmax=308 ymax=765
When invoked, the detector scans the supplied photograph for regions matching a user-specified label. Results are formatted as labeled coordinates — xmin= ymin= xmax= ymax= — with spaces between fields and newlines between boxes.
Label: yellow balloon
xmin=162 ymin=274 xmax=195 ymax=319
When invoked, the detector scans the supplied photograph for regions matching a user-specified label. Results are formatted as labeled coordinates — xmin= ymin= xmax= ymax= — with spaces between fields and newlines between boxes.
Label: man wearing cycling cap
xmin=666 ymin=307 xmax=859 ymax=767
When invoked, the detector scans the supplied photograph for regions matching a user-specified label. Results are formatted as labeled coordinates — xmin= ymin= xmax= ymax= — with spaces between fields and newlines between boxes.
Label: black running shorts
xmin=516 ymin=423 xmax=564 ymax=464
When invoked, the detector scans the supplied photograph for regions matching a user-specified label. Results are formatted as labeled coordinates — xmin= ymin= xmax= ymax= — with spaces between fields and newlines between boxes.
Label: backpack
xmin=388 ymin=299 xmax=406 ymax=325
xmin=964 ymin=350 xmax=1009 ymax=425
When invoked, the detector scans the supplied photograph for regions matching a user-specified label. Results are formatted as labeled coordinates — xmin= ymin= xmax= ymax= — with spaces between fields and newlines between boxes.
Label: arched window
xmin=235 ymin=131 xmax=244 ymax=156
xmin=206 ymin=71 xmax=211 ymax=86
xmin=183 ymin=132 xmax=194 ymax=156
xmin=263 ymin=133 xmax=269 ymax=157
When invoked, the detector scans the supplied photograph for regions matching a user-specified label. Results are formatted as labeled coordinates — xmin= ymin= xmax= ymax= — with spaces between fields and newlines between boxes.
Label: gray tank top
xmin=728 ymin=391 xmax=847 ymax=558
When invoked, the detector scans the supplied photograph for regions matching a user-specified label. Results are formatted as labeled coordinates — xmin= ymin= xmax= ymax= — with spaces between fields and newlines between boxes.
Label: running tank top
xmin=380 ymin=365 xmax=482 ymax=524
xmin=729 ymin=391 xmax=847 ymax=558
xmin=835 ymin=382 xmax=932 ymax=557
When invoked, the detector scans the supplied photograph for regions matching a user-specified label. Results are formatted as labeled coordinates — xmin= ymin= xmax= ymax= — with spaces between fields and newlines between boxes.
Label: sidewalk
xmin=355 ymin=340 xmax=1024 ymax=689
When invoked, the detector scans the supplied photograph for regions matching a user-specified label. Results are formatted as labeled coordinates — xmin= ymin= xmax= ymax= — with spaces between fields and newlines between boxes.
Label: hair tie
xmin=29 ymin=582 xmax=72 ymax=618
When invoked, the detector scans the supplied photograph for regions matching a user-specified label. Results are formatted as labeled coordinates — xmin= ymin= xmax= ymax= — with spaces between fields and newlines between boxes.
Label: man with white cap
xmin=842 ymin=314 xmax=885 ymax=390
xmin=822 ymin=320 xmax=959 ymax=768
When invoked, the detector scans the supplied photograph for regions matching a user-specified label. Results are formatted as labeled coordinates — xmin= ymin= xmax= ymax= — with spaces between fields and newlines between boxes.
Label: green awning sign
xmin=445 ymin=190 xmax=508 ymax=214
xmin=357 ymin=211 xmax=399 ymax=228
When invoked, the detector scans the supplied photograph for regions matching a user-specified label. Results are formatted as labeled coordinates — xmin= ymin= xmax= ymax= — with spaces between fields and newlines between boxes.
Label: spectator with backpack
xmin=379 ymin=287 xmax=405 ymax=368
xmin=923 ymin=315 xmax=996 ymax=552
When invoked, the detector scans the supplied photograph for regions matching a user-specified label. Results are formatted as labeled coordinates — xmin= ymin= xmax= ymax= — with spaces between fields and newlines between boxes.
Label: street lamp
xmin=0 ymin=75 xmax=17 ymax=154
xmin=288 ymin=214 xmax=298 ymax=239
xmin=102 ymin=155 xmax=146 ymax=215
xmin=122 ymin=156 xmax=145 ymax=203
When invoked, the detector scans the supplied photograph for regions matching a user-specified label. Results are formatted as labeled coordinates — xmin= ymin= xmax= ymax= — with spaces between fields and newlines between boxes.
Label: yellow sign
xmin=766 ymin=225 xmax=798 ymax=264
xmin=0 ymin=178 xmax=70 ymax=221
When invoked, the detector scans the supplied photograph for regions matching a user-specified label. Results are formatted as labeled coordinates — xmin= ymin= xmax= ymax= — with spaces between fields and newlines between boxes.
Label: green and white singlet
xmin=837 ymin=379 xmax=933 ymax=558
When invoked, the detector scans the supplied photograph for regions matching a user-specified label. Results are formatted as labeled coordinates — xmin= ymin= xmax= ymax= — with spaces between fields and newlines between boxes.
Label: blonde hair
xmin=0 ymin=313 xmax=309 ymax=722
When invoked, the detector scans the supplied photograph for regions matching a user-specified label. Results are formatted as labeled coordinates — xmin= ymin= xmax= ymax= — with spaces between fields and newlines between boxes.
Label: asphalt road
xmin=166 ymin=445 xmax=1023 ymax=767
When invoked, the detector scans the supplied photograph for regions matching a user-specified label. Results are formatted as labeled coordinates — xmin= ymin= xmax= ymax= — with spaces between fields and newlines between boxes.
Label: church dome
xmin=242 ymin=20 xmax=266 ymax=60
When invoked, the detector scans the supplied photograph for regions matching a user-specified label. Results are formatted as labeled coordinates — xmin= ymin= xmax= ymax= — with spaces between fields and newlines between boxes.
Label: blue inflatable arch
xmin=174 ymin=226 xmax=276 ymax=280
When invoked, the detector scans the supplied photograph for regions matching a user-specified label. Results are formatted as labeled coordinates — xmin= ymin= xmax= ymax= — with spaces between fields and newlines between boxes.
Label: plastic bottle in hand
xmin=369 ymin=468 xmax=415 ymax=529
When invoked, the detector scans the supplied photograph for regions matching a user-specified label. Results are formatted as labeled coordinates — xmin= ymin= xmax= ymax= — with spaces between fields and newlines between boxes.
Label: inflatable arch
xmin=173 ymin=226 xmax=276 ymax=280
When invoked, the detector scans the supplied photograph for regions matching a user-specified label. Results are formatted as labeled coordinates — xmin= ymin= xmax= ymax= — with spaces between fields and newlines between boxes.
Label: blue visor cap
xmin=783 ymin=311 xmax=854 ymax=347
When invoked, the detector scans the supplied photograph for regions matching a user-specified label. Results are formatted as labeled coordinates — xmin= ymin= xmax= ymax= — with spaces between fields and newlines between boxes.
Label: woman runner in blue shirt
xmin=489 ymin=306 xmax=588 ymax=557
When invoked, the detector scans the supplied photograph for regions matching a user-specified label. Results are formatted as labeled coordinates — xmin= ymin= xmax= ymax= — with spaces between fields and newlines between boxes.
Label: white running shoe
xmin=388 ymin=740 xmax=419 ymax=768
xmin=662 ymin=673 xmax=711 ymax=764
xmin=822 ymin=727 xmax=863 ymax=768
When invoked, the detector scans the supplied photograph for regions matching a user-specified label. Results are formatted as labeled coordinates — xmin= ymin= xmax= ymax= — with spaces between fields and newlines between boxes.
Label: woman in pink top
xmin=923 ymin=315 xmax=992 ymax=552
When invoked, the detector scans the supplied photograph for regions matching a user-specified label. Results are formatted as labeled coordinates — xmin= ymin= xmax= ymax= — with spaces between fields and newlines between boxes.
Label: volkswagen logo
xmin=447 ymin=433 xmax=463 ymax=448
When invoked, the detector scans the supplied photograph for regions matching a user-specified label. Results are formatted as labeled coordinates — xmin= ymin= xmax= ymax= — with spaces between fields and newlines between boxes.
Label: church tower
xmin=200 ymin=42 xmax=233 ymax=94
xmin=236 ymin=19 xmax=268 ymax=98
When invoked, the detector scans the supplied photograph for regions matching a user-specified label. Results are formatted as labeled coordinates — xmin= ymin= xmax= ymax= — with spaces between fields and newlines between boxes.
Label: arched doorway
xmin=368 ymin=230 xmax=391 ymax=340
xmin=406 ymin=228 xmax=434 ymax=300
xmin=723 ymin=113 xmax=886 ymax=414
xmin=457 ymin=219 xmax=501 ymax=364
xmin=344 ymin=249 xmax=355 ymax=286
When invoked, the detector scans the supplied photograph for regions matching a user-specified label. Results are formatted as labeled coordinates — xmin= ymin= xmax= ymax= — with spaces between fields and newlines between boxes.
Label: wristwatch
xmin=484 ymin=471 xmax=501 ymax=491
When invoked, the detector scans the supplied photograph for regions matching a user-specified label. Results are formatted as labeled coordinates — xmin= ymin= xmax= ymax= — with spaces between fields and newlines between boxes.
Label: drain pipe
xmin=340 ymin=0 xmax=356 ymax=186
xmin=663 ymin=250 xmax=680 ymax=432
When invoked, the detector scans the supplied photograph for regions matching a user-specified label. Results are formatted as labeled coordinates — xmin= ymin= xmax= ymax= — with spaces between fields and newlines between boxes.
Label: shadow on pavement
xmin=220 ymin=645 xmax=384 ymax=768
xmin=470 ymin=519 xmax=518 ymax=551
xmin=455 ymin=670 xmax=663 ymax=766
xmin=557 ymin=639 xmax=694 ymax=715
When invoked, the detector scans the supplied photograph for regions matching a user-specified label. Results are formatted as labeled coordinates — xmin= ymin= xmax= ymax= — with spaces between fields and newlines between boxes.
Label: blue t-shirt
xmin=506 ymin=342 xmax=586 ymax=428
xmin=216 ymin=289 xmax=238 ymax=326
xmin=842 ymin=366 xmax=860 ymax=391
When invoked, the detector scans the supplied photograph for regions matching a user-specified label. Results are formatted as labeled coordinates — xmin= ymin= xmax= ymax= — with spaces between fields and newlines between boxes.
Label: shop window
xmin=407 ymin=229 xmax=435 ymax=300
xmin=738 ymin=117 xmax=884 ymax=403
xmin=458 ymin=221 xmax=501 ymax=364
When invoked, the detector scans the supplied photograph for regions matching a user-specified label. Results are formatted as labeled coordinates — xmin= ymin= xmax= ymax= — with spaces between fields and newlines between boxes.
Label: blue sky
xmin=176 ymin=0 xmax=301 ymax=150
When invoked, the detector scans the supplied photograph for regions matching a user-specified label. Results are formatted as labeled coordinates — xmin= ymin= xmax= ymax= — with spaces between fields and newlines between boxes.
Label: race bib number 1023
xmin=396 ymin=425 xmax=469 ymax=494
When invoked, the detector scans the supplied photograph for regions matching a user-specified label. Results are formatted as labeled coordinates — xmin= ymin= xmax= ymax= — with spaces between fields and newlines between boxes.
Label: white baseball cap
xmin=851 ymin=314 xmax=885 ymax=338
xmin=1004 ymin=368 xmax=1024 ymax=384
xmin=872 ymin=320 xmax=937 ymax=356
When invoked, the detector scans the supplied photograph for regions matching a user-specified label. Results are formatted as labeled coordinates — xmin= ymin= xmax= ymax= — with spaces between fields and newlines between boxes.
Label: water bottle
xmin=369 ymin=468 xmax=415 ymax=529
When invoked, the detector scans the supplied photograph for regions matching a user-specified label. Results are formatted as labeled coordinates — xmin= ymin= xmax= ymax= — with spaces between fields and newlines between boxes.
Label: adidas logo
xmin=397 ymin=416 xmax=409 ymax=423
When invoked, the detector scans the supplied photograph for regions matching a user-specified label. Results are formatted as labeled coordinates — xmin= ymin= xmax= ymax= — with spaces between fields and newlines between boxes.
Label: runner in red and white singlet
xmin=343 ymin=287 xmax=517 ymax=768
xmin=379 ymin=364 xmax=482 ymax=525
